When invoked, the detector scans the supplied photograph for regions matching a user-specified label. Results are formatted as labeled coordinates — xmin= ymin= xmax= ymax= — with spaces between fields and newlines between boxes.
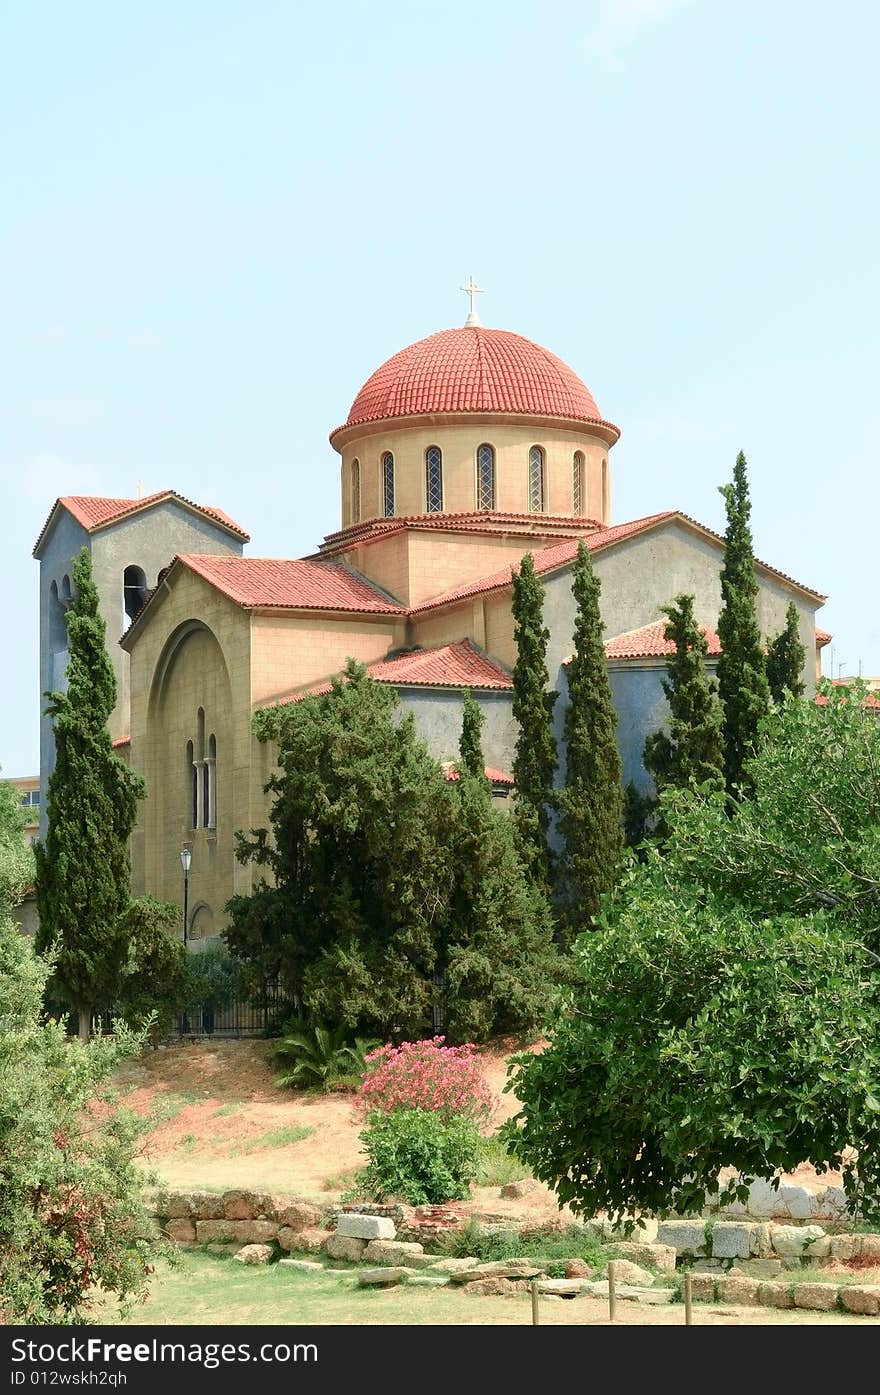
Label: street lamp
xmin=180 ymin=845 xmax=192 ymax=949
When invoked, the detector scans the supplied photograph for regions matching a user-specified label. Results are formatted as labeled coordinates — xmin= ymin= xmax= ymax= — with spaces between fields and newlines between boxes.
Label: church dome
xmin=332 ymin=326 xmax=616 ymax=440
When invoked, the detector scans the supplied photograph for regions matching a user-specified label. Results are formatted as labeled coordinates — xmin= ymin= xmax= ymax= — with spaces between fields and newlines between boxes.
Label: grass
xmin=437 ymin=1218 xmax=605 ymax=1269
xmin=149 ymin=1090 xmax=207 ymax=1126
xmin=230 ymin=1124 xmax=316 ymax=1155
xmin=94 ymin=1251 xmax=871 ymax=1327
xmin=212 ymin=1103 xmax=242 ymax=1118
xmin=476 ymin=1135 xmax=533 ymax=1188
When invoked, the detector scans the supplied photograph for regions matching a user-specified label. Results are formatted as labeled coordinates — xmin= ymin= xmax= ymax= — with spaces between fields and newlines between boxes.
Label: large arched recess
xmin=143 ymin=620 xmax=234 ymax=913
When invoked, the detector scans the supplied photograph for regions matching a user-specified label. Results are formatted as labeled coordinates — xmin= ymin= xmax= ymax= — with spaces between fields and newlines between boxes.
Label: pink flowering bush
xmin=356 ymin=1036 xmax=492 ymax=1123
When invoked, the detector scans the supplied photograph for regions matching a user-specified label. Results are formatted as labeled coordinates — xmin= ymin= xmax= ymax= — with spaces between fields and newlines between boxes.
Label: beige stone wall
xmin=337 ymin=419 xmax=612 ymax=529
xmin=250 ymin=613 xmax=407 ymax=706
xmin=126 ymin=568 xmax=253 ymax=937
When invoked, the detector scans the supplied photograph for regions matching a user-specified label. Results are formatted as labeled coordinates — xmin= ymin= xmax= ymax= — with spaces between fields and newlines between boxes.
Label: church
xmin=33 ymin=299 xmax=828 ymax=944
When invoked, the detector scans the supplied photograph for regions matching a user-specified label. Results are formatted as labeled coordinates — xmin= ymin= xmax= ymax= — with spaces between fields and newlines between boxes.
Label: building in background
xmin=35 ymin=305 xmax=828 ymax=944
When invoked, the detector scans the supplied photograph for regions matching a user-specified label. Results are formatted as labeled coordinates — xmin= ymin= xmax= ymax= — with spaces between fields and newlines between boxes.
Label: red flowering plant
xmin=356 ymin=1036 xmax=492 ymax=1124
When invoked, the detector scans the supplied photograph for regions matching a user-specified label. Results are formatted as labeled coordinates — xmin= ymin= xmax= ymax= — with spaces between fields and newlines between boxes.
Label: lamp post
xmin=180 ymin=845 xmax=192 ymax=949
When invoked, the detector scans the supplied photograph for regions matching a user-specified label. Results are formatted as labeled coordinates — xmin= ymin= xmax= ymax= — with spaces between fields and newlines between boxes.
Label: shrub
xmin=357 ymin=1036 xmax=491 ymax=1121
xmin=272 ymin=1023 xmax=378 ymax=1092
xmin=356 ymin=1108 xmax=482 ymax=1204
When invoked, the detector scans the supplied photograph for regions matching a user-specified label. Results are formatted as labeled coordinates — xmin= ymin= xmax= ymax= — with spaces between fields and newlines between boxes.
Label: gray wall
xmin=37 ymin=500 xmax=245 ymax=836
xmin=399 ymin=687 xmax=516 ymax=774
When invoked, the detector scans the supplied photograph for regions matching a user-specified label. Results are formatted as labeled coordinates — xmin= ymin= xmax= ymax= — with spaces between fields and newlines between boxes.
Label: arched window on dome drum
xmin=351 ymin=458 xmax=361 ymax=525
xmin=573 ymin=451 xmax=585 ymax=516
xmin=528 ymin=446 xmax=545 ymax=513
xmin=425 ymin=446 xmax=443 ymax=513
xmin=382 ymin=452 xmax=395 ymax=518
xmin=476 ymin=443 xmax=495 ymax=511
xmin=601 ymin=457 xmax=609 ymax=521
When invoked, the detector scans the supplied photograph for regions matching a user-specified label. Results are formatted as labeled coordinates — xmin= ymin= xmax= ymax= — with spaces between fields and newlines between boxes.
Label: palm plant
xmin=271 ymin=1023 xmax=379 ymax=1092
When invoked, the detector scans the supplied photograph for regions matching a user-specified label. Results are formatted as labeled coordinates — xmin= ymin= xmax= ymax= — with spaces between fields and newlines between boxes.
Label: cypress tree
xmin=35 ymin=549 xmax=145 ymax=1040
xmin=555 ymin=540 xmax=623 ymax=939
xmin=766 ymin=602 xmax=806 ymax=702
xmin=458 ymin=689 xmax=486 ymax=782
xmin=511 ymin=553 xmax=558 ymax=891
xmin=716 ymin=451 xmax=771 ymax=796
xmin=643 ymin=594 xmax=725 ymax=799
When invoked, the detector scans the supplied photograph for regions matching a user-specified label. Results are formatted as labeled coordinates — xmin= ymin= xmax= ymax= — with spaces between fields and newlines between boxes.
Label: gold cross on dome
xmin=461 ymin=276 xmax=484 ymax=326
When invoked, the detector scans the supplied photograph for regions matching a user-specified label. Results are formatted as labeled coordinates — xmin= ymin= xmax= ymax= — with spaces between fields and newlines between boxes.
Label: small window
xmin=528 ymin=446 xmax=545 ymax=513
xmin=476 ymin=443 xmax=495 ymax=511
xmin=601 ymin=457 xmax=609 ymax=521
xmin=206 ymin=734 xmax=217 ymax=830
xmin=382 ymin=452 xmax=395 ymax=518
xmin=573 ymin=451 xmax=584 ymax=516
xmin=123 ymin=565 xmax=148 ymax=621
xmin=351 ymin=458 xmax=361 ymax=525
xmin=426 ymin=446 xmax=443 ymax=513
xmin=187 ymin=740 xmax=197 ymax=829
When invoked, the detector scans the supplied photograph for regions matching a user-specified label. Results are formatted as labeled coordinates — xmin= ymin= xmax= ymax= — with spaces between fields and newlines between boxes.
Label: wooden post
xmin=684 ymin=1270 xmax=693 ymax=1326
xmin=608 ymin=1260 xmax=617 ymax=1322
xmin=531 ymin=1278 xmax=540 ymax=1325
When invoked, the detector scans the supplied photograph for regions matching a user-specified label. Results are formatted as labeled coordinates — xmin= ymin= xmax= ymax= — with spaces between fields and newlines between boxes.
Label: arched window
xmin=206 ymin=734 xmax=217 ymax=830
xmin=476 ymin=443 xmax=495 ymax=511
xmin=60 ymin=574 xmax=72 ymax=604
xmin=426 ymin=446 xmax=443 ymax=512
xmin=49 ymin=580 xmax=66 ymax=651
xmin=573 ymin=451 xmax=584 ymax=516
xmin=528 ymin=446 xmax=545 ymax=513
xmin=351 ymin=458 xmax=361 ymax=525
xmin=382 ymin=452 xmax=395 ymax=518
xmin=186 ymin=740 xmax=197 ymax=829
xmin=123 ymin=565 xmax=148 ymax=621
xmin=601 ymin=457 xmax=609 ymax=521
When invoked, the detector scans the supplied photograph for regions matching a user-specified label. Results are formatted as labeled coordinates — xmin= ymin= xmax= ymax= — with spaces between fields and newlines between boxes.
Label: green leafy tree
xmin=115 ymin=896 xmax=188 ymax=1039
xmin=766 ymin=601 xmax=806 ymax=702
xmin=511 ymin=553 xmax=558 ymax=890
xmin=0 ymin=784 xmax=162 ymax=1322
xmin=458 ymin=688 xmax=486 ymax=781
xmin=622 ymin=780 xmax=655 ymax=850
xmin=443 ymin=763 xmax=562 ymax=1042
xmin=643 ymin=594 xmax=725 ymax=808
xmin=554 ymin=540 xmax=623 ymax=938
xmin=503 ymin=682 xmax=880 ymax=1224
xmin=716 ymin=452 xmax=771 ymax=796
xmin=35 ymin=549 xmax=146 ymax=1040
xmin=228 ymin=662 xmax=453 ymax=1038
xmin=227 ymin=661 xmax=560 ymax=1041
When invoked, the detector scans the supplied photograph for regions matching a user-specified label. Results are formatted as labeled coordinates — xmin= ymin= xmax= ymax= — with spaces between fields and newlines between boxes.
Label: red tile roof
xmin=331 ymin=327 xmax=619 ymax=442
xmin=442 ymin=763 xmax=514 ymax=785
xmin=411 ymin=512 xmax=677 ymax=615
xmin=815 ymin=628 xmax=833 ymax=646
xmin=604 ymin=619 xmax=722 ymax=661
xmin=279 ymin=641 xmax=511 ymax=704
xmin=410 ymin=509 xmax=825 ymax=615
xmin=314 ymin=510 xmax=604 ymax=560
xmin=815 ymin=684 xmax=880 ymax=710
xmin=112 ymin=735 xmax=131 ymax=747
xmin=33 ymin=491 xmax=250 ymax=555
xmin=176 ymin=554 xmax=405 ymax=613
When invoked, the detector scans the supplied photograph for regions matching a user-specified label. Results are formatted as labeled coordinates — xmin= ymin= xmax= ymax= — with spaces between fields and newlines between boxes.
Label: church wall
xmin=38 ymin=510 xmax=90 ymax=835
xmin=127 ymin=569 xmax=253 ymax=941
xmin=398 ymin=688 xmax=516 ymax=774
xmin=411 ymin=599 xmax=482 ymax=653
xmin=341 ymin=532 xmax=410 ymax=605
xmin=338 ymin=420 xmax=611 ymax=528
xmin=587 ymin=522 xmax=820 ymax=695
xmin=249 ymin=612 xmax=407 ymax=706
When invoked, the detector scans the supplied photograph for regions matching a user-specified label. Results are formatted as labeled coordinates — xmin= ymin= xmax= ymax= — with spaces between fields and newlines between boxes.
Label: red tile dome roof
xmin=332 ymin=326 xmax=617 ymax=440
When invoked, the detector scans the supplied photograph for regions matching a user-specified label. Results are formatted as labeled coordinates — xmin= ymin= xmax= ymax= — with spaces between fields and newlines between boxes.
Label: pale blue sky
xmin=2 ymin=0 xmax=878 ymax=776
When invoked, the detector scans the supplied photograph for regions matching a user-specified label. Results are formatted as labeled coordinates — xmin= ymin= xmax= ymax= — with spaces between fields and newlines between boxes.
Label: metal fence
xmin=177 ymin=982 xmax=297 ymax=1039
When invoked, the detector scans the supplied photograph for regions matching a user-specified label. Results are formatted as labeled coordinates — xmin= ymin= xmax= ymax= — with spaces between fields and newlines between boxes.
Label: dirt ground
xmin=116 ymin=1036 xmax=844 ymax=1216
